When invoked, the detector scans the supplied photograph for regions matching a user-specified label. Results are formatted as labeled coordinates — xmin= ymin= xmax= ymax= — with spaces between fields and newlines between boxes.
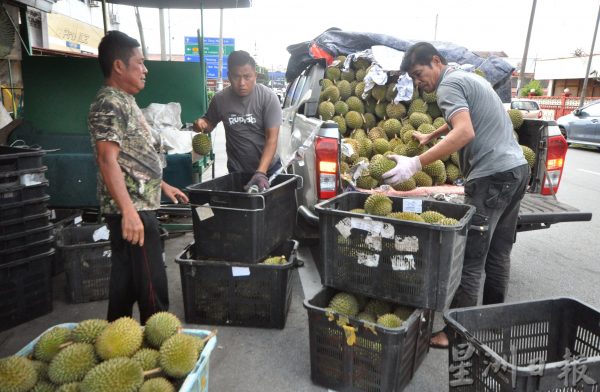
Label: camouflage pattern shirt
xmin=88 ymin=86 xmax=162 ymax=214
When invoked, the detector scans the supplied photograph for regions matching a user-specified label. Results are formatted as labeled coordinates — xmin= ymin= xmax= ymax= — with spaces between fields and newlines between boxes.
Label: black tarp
xmin=285 ymin=28 xmax=514 ymax=102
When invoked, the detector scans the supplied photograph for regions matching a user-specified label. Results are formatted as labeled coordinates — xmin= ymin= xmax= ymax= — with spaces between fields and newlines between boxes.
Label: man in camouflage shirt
xmin=88 ymin=31 xmax=188 ymax=324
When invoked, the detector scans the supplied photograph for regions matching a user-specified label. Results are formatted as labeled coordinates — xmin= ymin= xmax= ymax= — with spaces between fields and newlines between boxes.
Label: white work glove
xmin=382 ymin=155 xmax=422 ymax=185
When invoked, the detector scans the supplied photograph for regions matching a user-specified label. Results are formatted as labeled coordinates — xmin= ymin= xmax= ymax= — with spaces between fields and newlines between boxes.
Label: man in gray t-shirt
xmin=383 ymin=42 xmax=529 ymax=349
xmin=193 ymin=50 xmax=282 ymax=191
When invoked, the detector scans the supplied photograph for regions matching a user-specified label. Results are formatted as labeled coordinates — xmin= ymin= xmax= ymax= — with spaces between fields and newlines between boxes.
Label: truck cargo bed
xmin=517 ymin=193 xmax=592 ymax=231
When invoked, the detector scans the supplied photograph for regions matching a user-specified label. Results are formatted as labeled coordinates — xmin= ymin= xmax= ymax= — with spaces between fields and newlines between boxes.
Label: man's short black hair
xmin=98 ymin=31 xmax=140 ymax=78
xmin=227 ymin=50 xmax=256 ymax=71
xmin=400 ymin=42 xmax=447 ymax=73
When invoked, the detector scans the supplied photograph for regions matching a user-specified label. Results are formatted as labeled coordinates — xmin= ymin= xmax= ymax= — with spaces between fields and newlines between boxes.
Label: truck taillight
xmin=537 ymin=110 xmax=543 ymax=119
xmin=541 ymin=135 xmax=568 ymax=195
xmin=315 ymin=136 xmax=338 ymax=199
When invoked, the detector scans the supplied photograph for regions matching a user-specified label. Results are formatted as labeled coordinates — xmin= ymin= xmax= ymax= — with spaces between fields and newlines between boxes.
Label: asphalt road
xmin=0 ymin=137 xmax=598 ymax=392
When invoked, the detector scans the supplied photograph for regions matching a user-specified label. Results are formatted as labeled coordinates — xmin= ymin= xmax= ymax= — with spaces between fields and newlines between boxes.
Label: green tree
xmin=520 ymin=80 xmax=544 ymax=97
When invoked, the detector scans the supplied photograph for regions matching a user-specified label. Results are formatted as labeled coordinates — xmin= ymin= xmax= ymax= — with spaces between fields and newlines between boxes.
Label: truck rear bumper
xmin=517 ymin=193 xmax=592 ymax=231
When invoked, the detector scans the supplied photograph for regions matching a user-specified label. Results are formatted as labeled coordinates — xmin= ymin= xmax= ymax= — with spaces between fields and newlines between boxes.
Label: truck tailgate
xmin=517 ymin=193 xmax=592 ymax=231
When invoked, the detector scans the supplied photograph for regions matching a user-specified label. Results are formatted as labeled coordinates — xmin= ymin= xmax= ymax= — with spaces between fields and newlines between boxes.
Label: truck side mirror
xmin=573 ymin=109 xmax=581 ymax=116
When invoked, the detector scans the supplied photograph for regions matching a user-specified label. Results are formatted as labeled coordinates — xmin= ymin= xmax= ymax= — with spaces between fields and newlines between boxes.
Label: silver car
xmin=557 ymin=100 xmax=600 ymax=149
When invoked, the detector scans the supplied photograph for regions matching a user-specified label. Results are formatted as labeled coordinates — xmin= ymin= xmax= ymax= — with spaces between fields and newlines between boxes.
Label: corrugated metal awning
xmin=104 ymin=0 xmax=251 ymax=9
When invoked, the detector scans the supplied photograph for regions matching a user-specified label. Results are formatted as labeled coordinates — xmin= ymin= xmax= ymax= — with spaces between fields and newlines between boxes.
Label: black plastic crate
xmin=0 ymin=145 xmax=45 ymax=173
xmin=0 ymin=195 xmax=50 ymax=221
xmin=175 ymin=240 xmax=298 ymax=328
xmin=0 ymin=223 xmax=53 ymax=252
xmin=0 ymin=166 xmax=47 ymax=189
xmin=187 ymin=173 xmax=300 ymax=263
xmin=0 ymin=235 xmax=54 ymax=266
xmin=304 ymin=288 xmax=433 ymax=392
xmin=0 ymin=181 xmax=48 ymax=204
xmin=0 ymin=211 xmax=51 ymax=237
xmin=56 ymin=224 xmax=169 ymax=303
xmin=445 ymin=298 xmax=600 ymax=392
xmin=315 ymin=192 xmax=476 ymax=311
xmin=0 ymin=249 xmax=54 ymax=332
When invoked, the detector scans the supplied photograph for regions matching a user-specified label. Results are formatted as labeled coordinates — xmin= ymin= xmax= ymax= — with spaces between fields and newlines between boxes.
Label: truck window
xmin=291 ymin=75 xmax=308 ymax=106
xmin=283 ymin=77 xmax=299 ymax=108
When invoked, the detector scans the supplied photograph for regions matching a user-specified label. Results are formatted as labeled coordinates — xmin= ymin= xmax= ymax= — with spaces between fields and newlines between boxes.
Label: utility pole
xmin=134 ymin=7 xmax=147 ymax=57
xmin=159 ymin=8 xmax=166 ymax=61
xmin=434 ymin=14 xmax=438 ymax=41
xmin=217 ymin=8 xmax=224 ymax=91
xmin=580 ymin=4 xmax=600 ymax=108
xmin=517 ymin=0 xmax=537 ymax=96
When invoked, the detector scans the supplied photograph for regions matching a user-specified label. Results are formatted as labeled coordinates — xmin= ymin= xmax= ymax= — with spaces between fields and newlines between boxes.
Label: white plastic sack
xmin=142 ymin=103 xmax=194 ymax=155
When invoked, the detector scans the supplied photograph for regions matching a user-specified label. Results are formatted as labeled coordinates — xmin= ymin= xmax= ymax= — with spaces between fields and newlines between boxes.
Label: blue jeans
xmin=450 ymin=164 xmax=530 ymax=309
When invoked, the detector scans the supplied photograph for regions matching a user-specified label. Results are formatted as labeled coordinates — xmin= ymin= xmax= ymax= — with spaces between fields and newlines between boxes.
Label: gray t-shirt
xmin=204 ymin=83 xmax=282 ymax=173
xmin=437 ymin=67 xmax=526 ymax=181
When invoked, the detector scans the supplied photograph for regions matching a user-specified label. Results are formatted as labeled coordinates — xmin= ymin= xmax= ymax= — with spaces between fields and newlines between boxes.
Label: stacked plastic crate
xmin=304 ymin=191 xmax=476 ymax=392
xmin=0 ymin=145 xmax=54 ymax=332
xmin=178 ymin=172 xmax=301 ymax=329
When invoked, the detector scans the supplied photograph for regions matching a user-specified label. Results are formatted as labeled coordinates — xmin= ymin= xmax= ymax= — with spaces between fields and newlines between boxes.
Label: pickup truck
xmin=277 ymin=34 xmax=592 ymax=239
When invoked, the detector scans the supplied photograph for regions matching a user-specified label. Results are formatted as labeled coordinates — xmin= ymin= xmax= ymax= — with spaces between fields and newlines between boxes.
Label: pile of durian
xmin=326 ymin=291 xmax=414 ymax=329
xmin=349 ymin=193 xmax=459 ymax=225
xmin=0 ymin=312 xmax=215 ymax=392
xmin=319 ymin=55 xmax=536 ymax=190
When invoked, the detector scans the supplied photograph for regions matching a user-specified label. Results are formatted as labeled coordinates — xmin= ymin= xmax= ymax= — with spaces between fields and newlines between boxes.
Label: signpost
xmin=184 ymin=36 xmax=235 ymax=79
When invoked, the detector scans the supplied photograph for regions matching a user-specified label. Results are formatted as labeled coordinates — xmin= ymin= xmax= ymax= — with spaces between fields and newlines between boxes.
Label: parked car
xmin=504 ymin=98 xmax=543 ymax=119
xmin=557 ymin=100 xmax=600 ymax=148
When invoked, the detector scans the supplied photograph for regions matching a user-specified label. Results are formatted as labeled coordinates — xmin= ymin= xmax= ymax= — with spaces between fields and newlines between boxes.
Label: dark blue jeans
xmin=450 ymin=164 xmax=530 ymax=309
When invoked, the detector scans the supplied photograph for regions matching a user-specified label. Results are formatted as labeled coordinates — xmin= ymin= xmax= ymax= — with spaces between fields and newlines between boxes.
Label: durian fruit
xmin=371 ymin=85 xmax=387 ymax=102
xmin=417 ymin=123 xmax=436 ymax=135
xmin=507 ymin=109 xmax=524 ymax=130
xmin=322 ymin=85 xmax=340 ymax=103
xmin=422 ymin=160 xmax=446 ymax=178
xmin=31 ymin=381 xmax=56 ymax=392
xmin=350 ymin=208 xmax=366 ymax=214
xmin=363 ymin=113 xmax=377 ymax=130
xmin=372 ymin=138 xmax=391 ymax=155
xmin=450 ymin=152 xmax=460 ymax=166
xmin=131 ymin=348 xmax=160 ymax=371
xmin=387 ymin=211 xmax=425 ymax=222
xmin=350 ymin=128 xmax=367 ymax=141
xmin=140 ymin=377 xmax=176 ymax=392
xmin=365 ymin=193 xmax=393 ymax=216
xmin=367 ymin=158 xmax=395 ymax=182
xmin=363 ymin=299 xmax=392 ymax=318
xmin=388 ymin=137 xmax=403 ymax=151
xmin=357 ymin=312 xmax=376 ymax=323
xmin=367 ymin=127 xmax=386 ymax=142
xmin=346 ymin=96 xmax=365 ymax=113
xmin=341 ymin=69 xmax=355 ymax=82
xmin=336 ymin=80 xmax=352 ymax=101
xmin=34 ymin=327 xmax=72 ymax=363
xmin=80 ymin=357 xmax=144 ymax=392
xmin=433 ymin=170 xmax=448 ymax=186
xmin=391 ymin=178 xmax=417 ymax=191
xmin=56 ymin=383 xmax=80 ymax=392
xmin=262 ymin=255 xmax=286 ymax=265
xmin=404 ymin=140 xmax=425 ymax=157
xmin=383 ymin=119 xmax=402 ymax=139
xmin=358 ymin=138 xmax=373 ymax=158
xmin=321 ymin=79 xmax=333 ymax=89
xmin=334 ymin=100 xmax=349 ymax=116
xmin=325 ymin=66 xmax=341 ymax=81
xmin=421 ymin=90 xmax=437 ymax=103
xmin=354 ymin=81 xmax=366 ymax=99
xmin=413 ymin=171 xmax=433 ymax=187
xmin=374 ymin=101 xmax=387 ymax=119
xmin=420 ymin=210 xmax=446 ymax=223
xmin=318 ymin=101 xmax=335 ymax=121
xmin=332 ymin=116 xmax=347 ymax=135
xmin=394 ymin=306 xmax=414 ymax=321
xmin=72 ymin=319 xmax=108 ymax=345
xmin=409 ymin=112 xmax=432 ymax=129
xmin=427 ymin=102 xmax=443 ymax=119
xmin=328 ymin=292 xmax=360 ymax=317
xmin=95 ymin=317 xmax=143 ymax=360
xmin=353 ymin=57 xmax=371 ymax=70
xmin=48 ymin=342 xmax=97 ymax=384
xmin=377 ymin=313 xmax=402 ymax=328
xmin=385 ymin=83 xmax=397 ymax=102
xmin=521 ymin=145 xmax=536 ymax=168
xmin=432 ymin=117 xmax=446 ymax=129
xmin=356 ymin=174 xmax=378 ymax=189
xmin=445 ymin=162 xmax=462 ymax=184
xmin=355 ymin=68 xmax=367 ymax=82
xmin=439 ymin=217 xmax=459 ymax=225
xmin=159 ymin=333 xmax=201 ymax=378
xmin=345 ymin=111 xmax=364 ymax=130
xmin=192 ymin=133 xmax=212 ymax=156
xmin=0 ymin=356 xmax=38 ymax=392
xmin=30 ymin=360 xmax=49 ymax=383
xmin=144 ymin=312 xmax=182 ymax=349
xmin=408 ymin=98 xmax=428 ymax=116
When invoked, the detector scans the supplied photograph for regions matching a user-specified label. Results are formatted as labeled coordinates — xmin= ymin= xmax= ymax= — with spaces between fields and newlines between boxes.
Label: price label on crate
xmin=395 ymin=235 xmax=419 ymax=252
xmin=195 ymin=203 xmax=215 ymax=221
xmin=391 ymin=254 xmax=416 ymax=271
xmin=231 ymin=267 xmax=251 ymax=277
xmin=402 ymin=199 xmax=423 ymax=213
xmin=357 ymin=252 xmax=379 ymax=267
xmin=335 ymin=217 xmax=352 ymax=238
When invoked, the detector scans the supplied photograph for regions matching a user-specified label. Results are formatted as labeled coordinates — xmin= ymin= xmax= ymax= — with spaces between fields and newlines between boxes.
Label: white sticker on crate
xmin=20 ymin=172 xmax=45 ymax=186
xmin=380 ymin=223 xmax=395 ymax=239
xmin=402 ymin=199 xmax=423 ymax=213
xmin=350 ymin=218 xmax=395 ymax=239
xmin=195 ymin=203 xmax=215 ymax=221
xmin=391 ymin=254 xmax=416 ymax=271
xmin=102 ymin=250 xmax=112 ymax=258
xmin=365 ymin=234 xmax=382 ymax=252
xmin=232 ymin=267 xmax=251 ymax=277
xmin=74 ymin=216 xmax=82 ymax=225
xmin=357 ymin=252 xmax=379 ymax=267
xmin=395 ymin=236 xmax=419 ymax=252
xmin=93 ymin=226 xmax=110 ymax=242
xmin=335 ymin=218 xmax=352 ymax=239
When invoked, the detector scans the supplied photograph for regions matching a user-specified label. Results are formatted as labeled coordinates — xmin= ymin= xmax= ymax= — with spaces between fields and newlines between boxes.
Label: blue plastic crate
xmin=15 ymin=323 xmax=217 ymax=392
